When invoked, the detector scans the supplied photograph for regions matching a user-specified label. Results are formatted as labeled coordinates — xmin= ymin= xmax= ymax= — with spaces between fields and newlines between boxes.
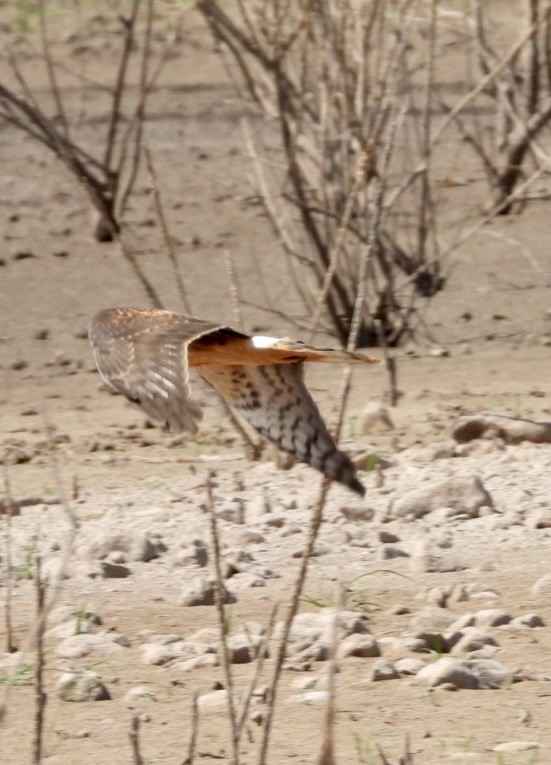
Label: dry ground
xmin=2 ymin=3 xmax=551 ymax=764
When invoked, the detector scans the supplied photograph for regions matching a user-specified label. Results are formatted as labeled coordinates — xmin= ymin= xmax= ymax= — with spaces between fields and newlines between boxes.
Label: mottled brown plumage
xmin=89 ymin=307 xmax=380 ymax=495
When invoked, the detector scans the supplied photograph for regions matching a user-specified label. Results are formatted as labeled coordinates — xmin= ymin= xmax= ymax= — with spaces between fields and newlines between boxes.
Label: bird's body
xmin=89 ymin=308 xmax=380 ymax=495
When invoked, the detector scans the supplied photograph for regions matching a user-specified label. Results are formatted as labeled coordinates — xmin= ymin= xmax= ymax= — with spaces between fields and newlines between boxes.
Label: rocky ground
xmin=2 ymin=3 xmax=551 ymax=764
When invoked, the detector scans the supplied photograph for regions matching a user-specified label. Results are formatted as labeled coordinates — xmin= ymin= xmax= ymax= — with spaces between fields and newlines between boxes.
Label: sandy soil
xmin=2 ymin=4 xmax=551 ymax=764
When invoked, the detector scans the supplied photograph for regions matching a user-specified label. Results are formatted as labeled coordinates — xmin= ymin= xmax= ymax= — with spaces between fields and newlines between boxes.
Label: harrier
xmin=89 ymin=308 xmax=380 ymax=495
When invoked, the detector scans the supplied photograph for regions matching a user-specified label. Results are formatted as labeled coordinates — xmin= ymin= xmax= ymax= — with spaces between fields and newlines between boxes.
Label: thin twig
xmin=144 ymin=146 xmax=192 ymax=313
xmin=182 ymin=693 xmax=199 ymax=765
xmin=32 ymin=556 xmax=47 ymax=765
xmin=206 ymin=472 xmax=240 ymax=765
xmin=129 ymin=714 xmax=145 ymax=765
xmin=258 ymin=477 xmax=332 ymax=765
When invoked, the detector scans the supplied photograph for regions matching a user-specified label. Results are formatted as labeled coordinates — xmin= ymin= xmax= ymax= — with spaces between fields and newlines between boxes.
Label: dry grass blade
xmin=144 ymin=146 xmax=192 ymax=313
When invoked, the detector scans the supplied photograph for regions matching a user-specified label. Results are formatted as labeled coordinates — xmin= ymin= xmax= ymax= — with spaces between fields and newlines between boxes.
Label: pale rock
xmin=359 ymin=402 xmax=394 ymax=433
xmin=467 ymin=658 xmax=512 ymax=688
xmin=174 ymin=539 xmax=208 ymax=567
xmin=416 ymin=657 xmax=479 ymax=689
xmin=56 ymin=632 xmax=128 ymax=659
xmin=234 ymin=529 xmax=265 ymax=545
xmin=370 ymin=659 xmax=398 ymax=682
xmin=57 ymin=670 xmax=111 ymax=701
xmin=277 ymin=609 xmax=370 ymax=643
xmin=197 ymin=689 xmax=231 ymax=710
xmin=394 ymin=657 xmax=426 ymax=676
xmin=339 ymin=505 xmax=375 ymax=522
xmin=226 ymin=633 xmax=267 ymax=664
xmin=124 ymin=686 xmax=156 ymax=704
xmin=289 ymin=690 xmax=329 ymax=703
xmin=292 ymin=641 xmax=329 ymax=662
xmin=449 ymin=613 xmax=475 ymax=631
xmin=46 ymin=611 xmax=102 ymax=639
xmin=410 ymin=540 xmax=465 ymax=573
xmin=409 ymin=606 xmax=456 ymax=633
xmin=179 ymin=576 xmax=236 ymax=606
xmin=217 ymin=498 xmax=245 ymax=524
xmin=291 ymin=674 xmax=333 ymax=691
xmin=337 ymin=633 xmax=380 ymax=659
xmin=246 ymin=494 xmax=271 ymax=523
xmin=451 ymin=627 xmax=498 ymax=654
xmin=531 ymin=573 xmax=551 ymax=596
xmin=390 ymin=475 xmax=493 ymax=520
xmin=528 ymin=507 xmax=551 ymax=529
xmin=188 ymin=627 xmax=220 ymax=644
xmin=141 ymin=643 xmax=181 ymax=666
xmin=493 ymin=741 xmax=540 ymax=753
xmin=511 ymin=613 xmax=544 ymax=628
xmin=41 ymin=557 xmax=72 ymax=583
xmin=173 ymin=654 xmax=219 ymax=671
xmin=474 ymin=608 xmax=511 ymax=627
xmin=399 ymin=637 xmax=430 ymax=653
xmin=78 ymin=531 xmax=166 ymax=562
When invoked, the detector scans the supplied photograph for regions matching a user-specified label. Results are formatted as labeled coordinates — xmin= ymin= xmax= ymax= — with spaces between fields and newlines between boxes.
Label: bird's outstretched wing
xmin=89 ymin=307 xmax=380 ymax=494
xmin=88 ymin=307 xmax=245 ymax=434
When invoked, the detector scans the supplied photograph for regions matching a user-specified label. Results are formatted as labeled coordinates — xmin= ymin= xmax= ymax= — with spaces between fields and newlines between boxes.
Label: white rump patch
xmin=251 ymin=335 xmax=280 ymax=349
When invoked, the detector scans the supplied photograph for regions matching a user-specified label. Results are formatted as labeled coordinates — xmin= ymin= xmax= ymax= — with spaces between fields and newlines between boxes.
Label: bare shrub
xmin=0 ymin=0 xmax=180 ymax=241
xmin=198 ymin=0 xmax=455 ymax=347
xmin=452 ymin=0 xmax=551 ymax=214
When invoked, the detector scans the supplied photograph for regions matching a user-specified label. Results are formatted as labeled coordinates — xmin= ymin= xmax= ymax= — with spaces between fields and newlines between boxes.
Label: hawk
xmin=89 ymin=308 xmax=380 ymax=495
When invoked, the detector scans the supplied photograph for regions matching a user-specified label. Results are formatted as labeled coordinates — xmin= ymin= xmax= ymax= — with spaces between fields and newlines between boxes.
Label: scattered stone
xmin=57 ymin=671 xmax=111 ymax=702
xmin=416 ymin=657 xmax=479 ymax=690
xmin=394 ymin=658 xmax=426 ymax=676
xmin=277 ymin=610 xmax=370 ymax=643
xmin=511 ymin=613 xmax=544 ymax=628
xmin=417 ymin=656 xmax=512 ymax=690
xmin=337 ymin=633 xmax=380 ymax=659
xmin=410 ymin=540 xmax=466 ymax=573
xmin=378 ymin=530 xmax=400 ymax=544
xmin=56 ymin=632 xmax=129 ymax=659
xmin=474 ymin=609 xmax=511 ymax=627
xmin=289 ymin=691 xmax=328 ymax=704
xmin=124 ymin=686 xmax=156 ymax=704
xmin=179 ymin=576 xmax=236 ymax=606
xmin=100 ymin=561 xmax=131 ymax=578
xmin=380 ymin=545 xmax=409 ymax=560
xmin=359 ymin=402 xmax=394 ymax=433
xmin=78 ymin=531 xmax=166 ymax=563
xmin=226 ymin=633 xmax=267 ymax=664
xmin=217 ymin=498 xmax=245 ymax=524
xmin=454 ymin=414 xmax=551 ymax=444
xmin=197 ymin=689 xmax=231 ymax=710
xmin=339 ymin=505 xmax=375 ymax=521
xmin=409 ymin=606 xmax=457 ymax=633
xmin=173 ymin=654 xmax=219 ymax=671
xmin=173 ymin=539 xmax=208 ymax=567
xmin=451 ymin=628 xmax=498 ymax=654
xmin=370 ymin=659 xmax=398 ymax=682
xmin=390 ymin=475 xmax=493 ymax=520
xmin=493 ymin=742 xmax=540 ymax=753
xmin=531 ymin=573 xmax=551 ymax=596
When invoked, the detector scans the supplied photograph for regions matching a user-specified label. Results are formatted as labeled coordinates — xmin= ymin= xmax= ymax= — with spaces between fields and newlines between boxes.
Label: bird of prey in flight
xmin=89 ymin=308 xmax=380 ymax=495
